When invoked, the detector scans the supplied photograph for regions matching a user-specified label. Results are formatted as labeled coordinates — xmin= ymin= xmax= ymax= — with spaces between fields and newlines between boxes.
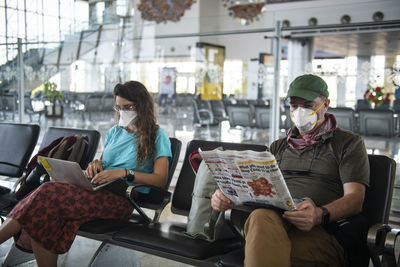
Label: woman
xmin=0 ymin=81 xmax=172 ymax=267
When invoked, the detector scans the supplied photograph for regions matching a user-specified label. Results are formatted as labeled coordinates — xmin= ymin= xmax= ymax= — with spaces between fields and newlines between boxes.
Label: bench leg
xmin=88 ymin=242 xmax=141 ymax=267
xmin=87 ymin=241 xmax=108 ymax=267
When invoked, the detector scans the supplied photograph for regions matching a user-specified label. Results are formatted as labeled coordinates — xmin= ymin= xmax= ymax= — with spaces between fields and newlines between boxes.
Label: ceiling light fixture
xmin=308 ymin=17 xmax=318 ymax=26
xmin=372 ymin=11 xmax=384 ymax=22
xmin=282 ymin=19 xmax=290 ymax=28
xmin=137 ymin=0 xmax=196 ymax=24
xmin=222 ymin=0 xmax=267 ymax=26
xmin=340 ymin=14 xmax=351 ymax=24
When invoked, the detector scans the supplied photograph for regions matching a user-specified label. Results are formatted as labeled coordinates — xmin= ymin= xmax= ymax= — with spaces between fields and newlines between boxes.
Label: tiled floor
xmin=1 ymin=104 xmax=400 ymax=266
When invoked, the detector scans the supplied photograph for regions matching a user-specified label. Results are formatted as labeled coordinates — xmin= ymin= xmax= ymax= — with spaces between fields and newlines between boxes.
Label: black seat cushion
xmin=216 ymin=248 xmax=244 ymax=267
xmin=79 ymin=219 xmax=131 ymax=234
xmin=0 ymin=192 xmax=18 ymax=216
xmin=112 ymin=222 xmax=242 ymax=260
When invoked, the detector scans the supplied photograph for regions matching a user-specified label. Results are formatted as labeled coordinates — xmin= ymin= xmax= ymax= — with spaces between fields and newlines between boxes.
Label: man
xmin=211 ymin=74 xmax=369 ymax=266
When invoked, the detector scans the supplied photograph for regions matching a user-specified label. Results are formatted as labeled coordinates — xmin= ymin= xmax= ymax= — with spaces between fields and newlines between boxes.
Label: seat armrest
xmin=367 ymin=223 xmax=392 ymax=266
xmin=135 ymin=185 xmax=171 ymax=207
xmin=125 ymin=185 xmax=171 ymax=224
xmin=224 ymin=210 xmax=242 ymax=239
xmin=126 ymin=185 xmax=151 ymax=224
xmin=198 ymin=108 xmax=214 ymax=122
xmin=382 ymin=228 xmax=400 ymax=266
xmin=224 ymin=208 xmax=253 ymax=243
xmin=0 ymin=161 xmax=27 ymax=172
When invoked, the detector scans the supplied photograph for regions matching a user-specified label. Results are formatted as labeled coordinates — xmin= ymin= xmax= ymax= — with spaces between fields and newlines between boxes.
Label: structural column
xmin=270 ymin=21 xmax=281 ymax=144
xmin=336 ymin=77 xmax=346 ymax=107
xmin=60 ymin=67 xmax=71 ymax=91
xmin=355 ymin=56 xmax=370 ymax=100
xmin=287 ymin=38 xmax=313 ymax=84
xmin=87 ymin=63 xmax=100 ymax=92
xmin=384 ymin=56 xmax=396 ymax=99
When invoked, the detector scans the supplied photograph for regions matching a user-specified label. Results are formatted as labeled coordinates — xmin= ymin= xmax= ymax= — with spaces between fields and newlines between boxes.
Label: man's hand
xmin=282 ymin=199 xmax=321 ymax=231
xmin=211 ymin=189 xmax=234 ymax=211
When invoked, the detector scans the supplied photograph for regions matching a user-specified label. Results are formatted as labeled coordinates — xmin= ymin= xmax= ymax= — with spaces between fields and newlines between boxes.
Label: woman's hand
xmin=91 ymin=169 xmax=125 ymax=184
xmin=211 ymin=189 xmax=234 ymax=211
xmin=85 ymin=159 xmax=104 ymax=178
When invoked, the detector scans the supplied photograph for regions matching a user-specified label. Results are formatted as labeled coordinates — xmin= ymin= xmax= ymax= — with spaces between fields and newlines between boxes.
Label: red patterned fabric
xmin=8 ymin=182 xmax=133 ymax=254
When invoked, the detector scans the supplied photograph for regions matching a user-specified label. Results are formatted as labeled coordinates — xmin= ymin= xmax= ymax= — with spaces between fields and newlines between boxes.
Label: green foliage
xmin=43 ymin=82 xmax=63 ymax=104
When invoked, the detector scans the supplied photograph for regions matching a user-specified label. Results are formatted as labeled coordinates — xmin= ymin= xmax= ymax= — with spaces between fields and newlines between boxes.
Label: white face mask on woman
xmin=118 ymin=110 xmax=137 ymax=127
xmin=290 ymin=103 xmax=324 ymax=132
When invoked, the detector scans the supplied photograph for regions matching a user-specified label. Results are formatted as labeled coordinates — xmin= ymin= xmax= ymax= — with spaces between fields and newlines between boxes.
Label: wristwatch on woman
xmin=126 ymin=169 xmax=135 ymax=183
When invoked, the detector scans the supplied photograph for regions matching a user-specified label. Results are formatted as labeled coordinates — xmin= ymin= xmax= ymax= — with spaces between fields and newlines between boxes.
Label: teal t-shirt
xmin=102 ymin=126 xmax=172 ymax=193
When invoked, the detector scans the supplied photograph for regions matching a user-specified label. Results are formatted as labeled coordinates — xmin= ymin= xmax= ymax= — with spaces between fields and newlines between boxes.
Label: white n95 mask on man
xmin=290 ymin=103 xmax=324 ymax=132
xmin=118 ymin=110 xmax=137 ymax=127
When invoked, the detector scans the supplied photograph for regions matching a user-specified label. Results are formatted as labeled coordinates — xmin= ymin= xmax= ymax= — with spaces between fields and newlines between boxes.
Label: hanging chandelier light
xmin=222 ymin=0 xmax=267 ymax=25
xmin=137 ymin=0 xmax=196 ymax=24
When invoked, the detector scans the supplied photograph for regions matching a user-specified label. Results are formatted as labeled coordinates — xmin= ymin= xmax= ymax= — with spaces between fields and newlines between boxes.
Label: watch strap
xmin=320 ymin=206 xmax=330 ymax=225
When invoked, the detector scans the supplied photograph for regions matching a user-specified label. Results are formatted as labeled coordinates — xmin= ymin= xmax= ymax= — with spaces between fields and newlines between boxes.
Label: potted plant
xmin=43 ymin=81 xmax=64 ymax=118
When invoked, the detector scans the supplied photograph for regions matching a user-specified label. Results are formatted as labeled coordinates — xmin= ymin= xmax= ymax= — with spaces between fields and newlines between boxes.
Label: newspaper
xmin=199 ymin=148 xmax=297 ymax=211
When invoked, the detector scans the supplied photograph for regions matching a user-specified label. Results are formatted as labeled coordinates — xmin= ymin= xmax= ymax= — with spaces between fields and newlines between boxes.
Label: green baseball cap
xmin=286 ymin=74 xmax=329 ymax=101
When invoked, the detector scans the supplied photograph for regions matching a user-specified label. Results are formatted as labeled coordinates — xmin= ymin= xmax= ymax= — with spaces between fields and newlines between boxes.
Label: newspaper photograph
xmin=199 ymin=148 xmax=297 ymax=211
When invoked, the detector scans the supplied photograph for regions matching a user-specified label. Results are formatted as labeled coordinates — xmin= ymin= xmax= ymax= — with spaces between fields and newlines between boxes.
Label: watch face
xmin=127 ymin=170 xmax=135 ymax=182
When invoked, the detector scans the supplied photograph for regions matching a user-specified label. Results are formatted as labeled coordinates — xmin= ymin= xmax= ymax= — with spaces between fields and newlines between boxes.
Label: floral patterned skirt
xmin=8 ymin=182 xmax=134 ymax=254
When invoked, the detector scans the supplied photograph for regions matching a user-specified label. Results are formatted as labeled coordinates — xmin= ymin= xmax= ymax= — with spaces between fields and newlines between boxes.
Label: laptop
xmin=38 ymin=156 xmax=113 ymax=191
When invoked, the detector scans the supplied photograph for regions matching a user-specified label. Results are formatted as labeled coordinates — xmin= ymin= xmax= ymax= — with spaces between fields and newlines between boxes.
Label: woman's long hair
xmin=114 ymin=81 xmax=159 ymax=164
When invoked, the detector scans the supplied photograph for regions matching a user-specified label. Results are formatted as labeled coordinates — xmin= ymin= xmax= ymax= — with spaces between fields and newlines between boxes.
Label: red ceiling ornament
xmin=137 ymin=0 xmax=196 ymax=24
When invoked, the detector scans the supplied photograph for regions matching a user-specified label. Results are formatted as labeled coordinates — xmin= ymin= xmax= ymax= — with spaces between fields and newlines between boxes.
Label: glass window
xmin=116 ymin=0 xmax=129 ymax=17
xmin=371 ymin=55 xmax=385 ymax=85
xmin=25 ymin=0 xmax=39 ymax=13
xmin=60 ymin=1 xmax=73 ymax=20
xmin=6 ymin=1 xmax=18 ymax=9
xmin=0 ymin=51 xmax=6 ymax=65
xmin=26 ymin=11 xmax=39 ymax=41
xmin=176 ymin=76 xmax=187 ymax=94
xmin=6 ymin=38 xmax=18 ymax=60
xmin=60 ymin=18 xmax=72 ymax=37
xmin=346 ymin=76 xmax=356 ymax=107
xmin=0 ymin=7 xmax=5 ymax=37
xmin=6 ymin=9 xmax=18 ymax=38
xmin=18 ymin=8 xmax=25 ymax=38
xmin=74 ymin=1 xmax=88 ymax=22
xmin=42 ymin=0 xmax=58 ymax=16
xmin=43 ymin=15 xmax=59 ymax=42
xmin=223 ymin=60 xmax=243 ymax=96
xmin=188 ymin=76 xmax=196 ymax=94
xmin=70 ymin=60 xmax=87 ymax=92
xmin=17 ymin=0 xmax=24 ymax=10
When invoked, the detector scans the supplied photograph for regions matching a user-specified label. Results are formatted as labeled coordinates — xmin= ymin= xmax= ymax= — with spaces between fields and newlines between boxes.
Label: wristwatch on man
xmin=320 ymin=206 xmax=330 ymax=225
xmin=126 ymin=169 xmax=135 ymax=183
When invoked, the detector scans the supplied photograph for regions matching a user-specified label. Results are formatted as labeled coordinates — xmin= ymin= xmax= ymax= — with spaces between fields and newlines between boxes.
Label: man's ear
xmin=324 ymin=99 xmax=330 ymax=110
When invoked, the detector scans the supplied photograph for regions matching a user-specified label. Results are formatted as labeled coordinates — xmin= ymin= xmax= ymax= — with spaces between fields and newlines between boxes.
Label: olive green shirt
xmin=270 ymin=128 xmax=369 ymax=206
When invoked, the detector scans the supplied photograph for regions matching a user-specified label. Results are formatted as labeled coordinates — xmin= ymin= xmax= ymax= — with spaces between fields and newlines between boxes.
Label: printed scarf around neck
xmin=286 ymin=113 xmax=337 ymax=150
